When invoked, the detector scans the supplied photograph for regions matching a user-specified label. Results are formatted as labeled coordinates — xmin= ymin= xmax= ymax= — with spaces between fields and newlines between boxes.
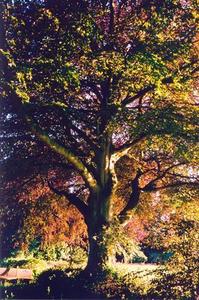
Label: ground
xmin=0 ymin=260 xmax=162 ymax=299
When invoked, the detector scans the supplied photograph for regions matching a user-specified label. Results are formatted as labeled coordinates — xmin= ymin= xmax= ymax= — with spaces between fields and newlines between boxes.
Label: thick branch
xmin=142 ymin=163 xmax=187 ymax=191
xmin=24 ymin=102 xmax=99 ymax=153
xmin=26 ymin=117 xmax=97 ymax=190
xmin=113 ymin=134 xmax=146 ymax=154
xmin=118 ymin=171 xmax=141 ymax=223
xmin=109 ymin=0 xmax=114 ymax=34
xmin=144 ymin=181 xmax=199 ymax=191
xmin=122 ymin=86 xmax=154 ymax=106
xmin=48 ymin=181 xmax=89 ymax=220
xmin=167 ymin=172 xmax=199 ymax=181
xmin=122 ymin=60 xmax=198 ymax=107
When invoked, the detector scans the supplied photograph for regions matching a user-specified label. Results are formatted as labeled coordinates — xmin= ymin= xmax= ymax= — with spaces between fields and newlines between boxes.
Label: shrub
xmin=149 ymin=224 xmax=199 ymax=299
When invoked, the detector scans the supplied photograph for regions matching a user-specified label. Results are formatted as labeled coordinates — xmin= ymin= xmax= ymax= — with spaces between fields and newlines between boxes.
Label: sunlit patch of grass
xmin=0 ymin=251 xmax=86 ymax=279
xmin=111 ymin=262 xmax=161 ymax=275
xmin=109 ymin=262 xmax=163 ymax=296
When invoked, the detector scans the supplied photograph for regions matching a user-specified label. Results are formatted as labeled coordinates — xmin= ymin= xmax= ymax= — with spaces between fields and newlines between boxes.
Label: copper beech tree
xmin=0 ymin=0 xmax=198 ymax=273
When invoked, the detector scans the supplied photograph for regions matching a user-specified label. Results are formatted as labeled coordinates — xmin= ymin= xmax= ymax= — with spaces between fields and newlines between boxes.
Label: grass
xmin=109 ymin=262 xmax=163 ymax=296
xmin=112 ymin=262 xmax=161 ymax=274
xmin=111 ymin=262 xmax=162 ymax=282
xmin=0 ymin=258 xmax=163 ymax=299
xmin=0 ymin=255 xmax=86 ymax=278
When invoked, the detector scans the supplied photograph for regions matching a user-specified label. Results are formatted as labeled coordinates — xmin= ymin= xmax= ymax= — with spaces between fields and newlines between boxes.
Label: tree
xmin=142 ymin=187 xmax=199 ymax=250
xmin=0 ymin=163 xmax=88 ymax=257
xmin=0 ymin=0 xmax=198 ymax=273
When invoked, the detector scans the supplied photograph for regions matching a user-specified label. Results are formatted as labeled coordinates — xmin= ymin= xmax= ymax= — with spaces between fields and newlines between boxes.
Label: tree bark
xmin=85 ymin=221 xmax=110 ymax=275
xmin=84 ymin=182 xmax=113 ymax=275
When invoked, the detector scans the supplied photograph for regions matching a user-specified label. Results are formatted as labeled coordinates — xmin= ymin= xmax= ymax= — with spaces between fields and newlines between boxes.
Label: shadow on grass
xmin=0 ymin=268 xmax=162 ymax=299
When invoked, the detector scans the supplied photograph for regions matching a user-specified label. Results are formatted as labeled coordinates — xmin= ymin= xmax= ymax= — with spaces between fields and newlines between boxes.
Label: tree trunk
xmin=84 ymin=186 xmax=113 ymax=275
xmin=85 ymin=222 xmax=110 ymax=275
xmin=83 ymin=139 xmax=116 ymax=275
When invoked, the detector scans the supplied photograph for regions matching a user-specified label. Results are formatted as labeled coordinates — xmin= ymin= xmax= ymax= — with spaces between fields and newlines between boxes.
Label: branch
xmin=5 ymin=175 xmax=37 ymax=196
xmin=122 ymin=86 xmax=154 ymax=106
xmin=142 ymin=163 xmax=187 ymax=191
xmin=69 ymin=121 xmax=99 ymax=153
xmin=48 ymin=181 xmax=89 ymax=220
xmin=118 ymin=170 xmax=141 ymax=224
xmin=109 ymin=0 xmax=114 ymax=34
xmin=122 ymin=59 xmax=198 ymax=107
xmin=26 ymin=117 xmax=98 ymax=190
xmin=167 ymin=172 xmax=199 ymax=181
xmin=146 ymin=181 xmax=199 ymax=191
xmin=113 ymin=134 xmax=146 ymax=154
xmin=24 ymin=102 xmax=99 ymax=153
xmin=31 ymin=101 xmax=98 ymax=114
xmin=81 ymin=80 xmax=102 ymax=101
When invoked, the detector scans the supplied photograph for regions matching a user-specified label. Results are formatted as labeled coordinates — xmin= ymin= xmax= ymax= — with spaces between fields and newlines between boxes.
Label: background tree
xmin=0 ymin=0 xmax=198 ymax=273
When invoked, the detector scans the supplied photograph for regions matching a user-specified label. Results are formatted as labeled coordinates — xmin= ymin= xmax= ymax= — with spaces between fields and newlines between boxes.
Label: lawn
xmin=0 ymin=260 xmax=162 ymax=298
xmin=112 ymin=262 xmax=161 ymax=275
